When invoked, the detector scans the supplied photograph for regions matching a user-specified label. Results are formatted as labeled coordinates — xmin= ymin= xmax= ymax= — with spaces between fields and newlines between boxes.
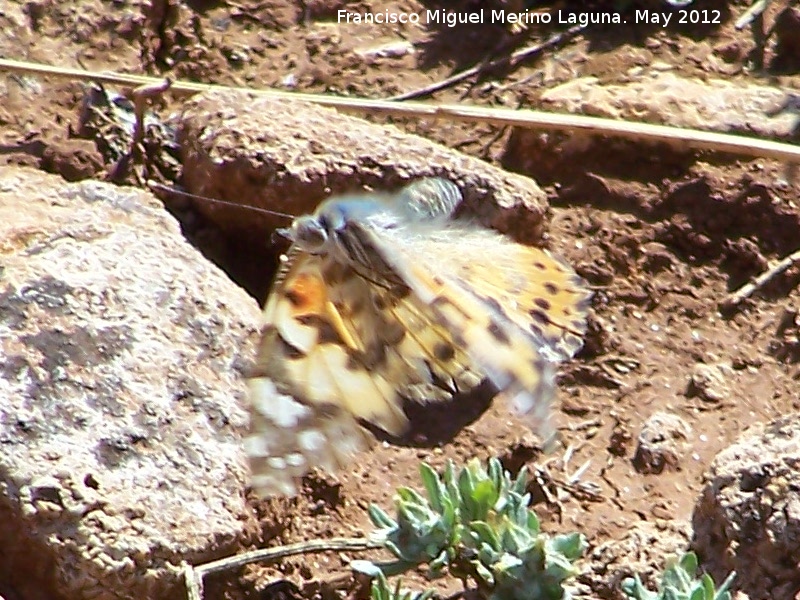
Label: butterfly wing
xmin=246 ymin=247 xmax=482 ymax=497
xmin=345 ymin=215 xmax=590 ymax=434
xmin=388 ymin=178 xmax=589 ymax=360
xmin=421 ymin=229 xmax=591 ymax=363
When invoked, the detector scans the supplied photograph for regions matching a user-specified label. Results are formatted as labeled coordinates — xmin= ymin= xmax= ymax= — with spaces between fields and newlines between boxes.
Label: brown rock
xmin=692 ymin=415 xmax=800 ymax=600
xmin=688 ymin=362 xmax=732 ymax=403
xmin=582 ymin=520 xmax=691 ymax=598
xmin=773 ymin=6 xmax=800 ymax=71
xmin=539 ymin=72 xmax=798 ymax=140
xmin=175 ymin=90 xmax=550 ymax=246
xmin=0 ymin=167 xmax=261 ymax=600
xmin=633 ymin=412 xmax=692 ymax=474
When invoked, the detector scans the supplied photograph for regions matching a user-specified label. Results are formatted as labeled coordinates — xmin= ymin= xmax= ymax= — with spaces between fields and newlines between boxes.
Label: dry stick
xmin=2 ymin=58 xmax=800 ymax=164
xmin=115 ymin=78 xmax=174 ymax=184
xmin=734 ymin=0 xmax=771 ymax=29
xmin=131 ymin=78 xmax=173 ymax=152
xmin=184 ymin=537 xmax=384 ymax=600
xmin=389 ymin=23 xmax=586 ymax=101
xmin=721 ymin=247 xmax=800 ymax=311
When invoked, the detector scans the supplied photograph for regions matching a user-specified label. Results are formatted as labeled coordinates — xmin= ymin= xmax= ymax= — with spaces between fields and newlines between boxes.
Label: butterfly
xmin=242 ymin=178 xmax=590 ymax=496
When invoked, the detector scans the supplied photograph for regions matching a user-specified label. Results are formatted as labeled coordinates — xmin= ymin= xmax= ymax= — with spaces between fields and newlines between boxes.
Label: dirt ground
xmin=2 ymin=0 xmax=800 ymax=598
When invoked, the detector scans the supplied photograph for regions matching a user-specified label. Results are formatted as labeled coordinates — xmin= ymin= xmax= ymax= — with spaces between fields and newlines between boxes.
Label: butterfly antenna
xmin=146 ymin=180 xmax=295 ymax=221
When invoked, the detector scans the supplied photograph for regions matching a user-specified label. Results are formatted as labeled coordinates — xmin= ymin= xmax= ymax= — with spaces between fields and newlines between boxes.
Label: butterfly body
xmin=245 ymin=178 xmax=590 ymax=497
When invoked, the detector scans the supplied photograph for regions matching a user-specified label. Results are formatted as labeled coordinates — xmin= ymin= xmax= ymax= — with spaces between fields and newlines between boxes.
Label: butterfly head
xmin=281 ymin=213 xmax=330 ymax=253
xmin=279 ymin=195 xmax=394 ymax=254
xmin=276 ymin=178 xmax=462 ymax=253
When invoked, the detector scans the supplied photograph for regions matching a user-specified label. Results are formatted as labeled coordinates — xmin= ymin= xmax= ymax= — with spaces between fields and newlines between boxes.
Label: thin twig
xmin=2 ymin=58 xmax=800 ymax=164
xmin=720 ymin=247 xmax=800 ymax=312
xmin=184 ymin=536 xmax=384 ymax=600
xmin=130 ymin=78 xmax=173 ymax=158
xmin=109 ymin=79 xmax=173 ymax=184
xmin=734 ymin=0 xmax=771 ymax=29
xmin=389 ymin=24 xmax=586 ymax=101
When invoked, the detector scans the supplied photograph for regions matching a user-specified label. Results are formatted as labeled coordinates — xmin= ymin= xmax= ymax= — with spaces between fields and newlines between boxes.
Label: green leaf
xmin=470 ymin=521 xmax=501 ymax=550
xmin=525 ymin=509 xmax=541 ymax=536
xmin=419 ymin=463 xmax=444 ymax=513
xmin=397 ymin=486 xmax=427 ymax=507
xmin=716 ymin=571 xmax=736 ymax=599
xmin=428 ymin=549 xmax=450 ymax=576
xmin=680 ymin=552 xmax=699 ymax=577
xmin=472 ymin=479 xmax=498 ymax=516
xmin=689 ymin=585 xmax=705 ymax=600
xmin=512 ymin=466 xmax=529 ymax=495
xmin=352 ymin=560 xmax=384 ymax=577
xmin=701 ymin=573 xmax=716 ymax=599
xmin=549 ymin=533 xmax=585 ymax=560
xmin=475 ymin=560 xmax=495 ymax=586
xmin=369 ymin=504 xmax=397 ymax=529
xmin=488 ymin=457 xmax=503 ymax=490
xmin=621 ymin=574 xmax=657 ymax=600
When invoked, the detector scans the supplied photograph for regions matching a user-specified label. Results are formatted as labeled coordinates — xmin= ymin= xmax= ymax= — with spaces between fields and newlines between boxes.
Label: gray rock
xmin=0 ymin=167 xmax=261 ymax=600
xmin=692 ymin=415 xmax=800 ymax=600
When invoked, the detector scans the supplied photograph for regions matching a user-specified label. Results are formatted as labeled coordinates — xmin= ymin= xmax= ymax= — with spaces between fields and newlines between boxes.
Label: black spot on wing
xmin=297 ymin=314 xmax=345 ymax=345
xmin=393 ymin=284 xmax=412 ymax=300
xmin=362 ymin=342 xmax=387 ymax=369
xmin=431 ymin=295 xmax=470 ymax=319
xmin=380 ymin=319 xmax=407 ymax=346
xmin=284 ymin=289 xmax=303 ymax=306
xmin=544 ymin=282 xmax=559 ymax=295
xmin=529 ymin=308 xmax=551 ymax=325
xmin=487 ymin=319 xmax=511 ymax=345
xmin=481 ymin=295 xmax=503 ymax=314
xmin=344 ymin=343 xmax=388 ymax=371
xmin=534 ymin=298 xmax=551 ymax=310
xmin=374 ymin=293 xmax=396 ymax=311
xmin=337 ymin=295 xmax=366 ymax=318
xmin=345 ymin=351 xmax=361 ymax=371
xmin=373 ymin=285 xmax=412 ymax=311
xmin=434 ymin=342 xmax=456 ymax=361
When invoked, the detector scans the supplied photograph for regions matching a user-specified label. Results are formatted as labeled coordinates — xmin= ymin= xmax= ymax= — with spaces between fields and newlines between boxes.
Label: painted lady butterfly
xmin=243 ymin=178 xmax=589 ymax=496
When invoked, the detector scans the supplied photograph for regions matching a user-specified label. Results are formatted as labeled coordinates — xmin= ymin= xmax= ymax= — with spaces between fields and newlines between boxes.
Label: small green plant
xmin=358 ymin=458 xmax=586 ymax=600
xmin=370 ymin=570 xmax=435 ymax=600
xmin=621 ymin=552 xmax=736 ymax=600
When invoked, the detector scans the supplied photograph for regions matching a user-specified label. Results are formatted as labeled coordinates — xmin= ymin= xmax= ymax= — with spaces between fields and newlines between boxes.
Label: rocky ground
xmin=1 ymin=0 xmax=800 ymax=599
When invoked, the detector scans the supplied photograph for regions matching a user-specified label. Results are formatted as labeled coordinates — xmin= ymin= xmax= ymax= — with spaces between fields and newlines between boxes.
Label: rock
xmin=688 ymin=362 xmax=732 ymax=403
xmin=0 ymin=167 xmax=261 ymax=600
xmin=539 ymin=72 xmax=798 ymax=141
xmin=773 ymin=6 xmax=800 ymax=71
xmin=581 ymin=520 xmax=691 ymax=599
xmin=692 ymin=415 xmax=800 ymax=600
xmin=633 ymin=412 xmax=692 ymax=474
xmin=175 ymin=90 xmax=550 ymax=247
xmin=40 ymin=138 xmax=105 ymax=182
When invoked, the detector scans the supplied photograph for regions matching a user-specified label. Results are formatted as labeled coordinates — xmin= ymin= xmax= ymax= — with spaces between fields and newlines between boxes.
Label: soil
xmin=2 ymin=0 xmax=800 ymax=599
